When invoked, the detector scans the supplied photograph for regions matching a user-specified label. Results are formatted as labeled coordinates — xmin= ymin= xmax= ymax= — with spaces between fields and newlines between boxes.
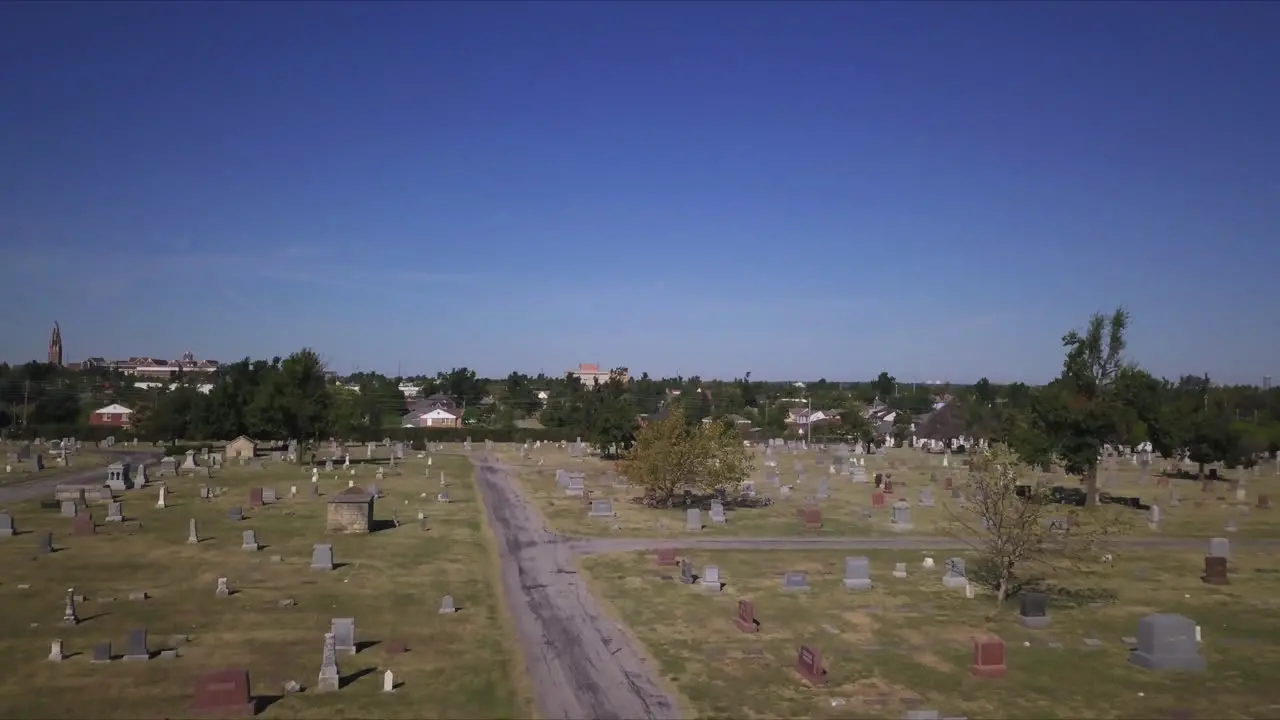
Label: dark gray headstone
xmin=123 ymin=628 xmax=150 ymax=661
xmin=1128 ymin=614 xmax=1205 ymax=671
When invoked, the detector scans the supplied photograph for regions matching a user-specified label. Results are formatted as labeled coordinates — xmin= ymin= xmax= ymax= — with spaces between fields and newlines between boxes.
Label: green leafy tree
xmin=874 ymin=371 xmax=897 ymax=401
xmin=619 ymin=404 xmax=754 ymax=506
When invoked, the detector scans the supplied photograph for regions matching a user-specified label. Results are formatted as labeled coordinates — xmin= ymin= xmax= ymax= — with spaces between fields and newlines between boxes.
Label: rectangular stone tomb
xmin=588 ymin=500 xmax=614 ymax=518
xmin=189 ymin=668 xmax=255 ymax=717
xmin=124 ymin=628 xmax=150 ymax=661
xmin=1128 ymin=614 xmax=1206 ymax=672
xmin=701 ymin=565 xmax=722 ymax=591
xmin=310 ymin=544 xmax=335 ymax=571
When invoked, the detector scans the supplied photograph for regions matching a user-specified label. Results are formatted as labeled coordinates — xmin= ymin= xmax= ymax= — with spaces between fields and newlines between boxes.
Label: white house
xmin=402 ymin=407 xmax=461 ymax=428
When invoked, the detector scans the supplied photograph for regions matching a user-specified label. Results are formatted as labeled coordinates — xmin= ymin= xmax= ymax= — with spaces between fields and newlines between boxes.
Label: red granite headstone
xmin=1202 ymin=555 xmax=1229 ymax=585
xmin=655 ymin=548 xmax=678 ymax=567
xmin=796 ymin=645 xmax=827 ymax=685
xmin=971 ymin=636 xmax=1007 ymax=678
xmin=944 ymin=476 xmax=954 ymax=490
xmin=72 ymin=513 xmax=94 ymax=537
xmin=249 ymin=488 xmax=263 ymax=507
xmin=803 ymin=507 xmax=823 ymax=530
xmin=190 ymin=668 xmax=255 ymax=717
xmin=871 ymin=491 xmax=886 ymax=509
xmin=734 ymin=599 xmax=758 ymax=633
xmin=383 ymin=638 xmax=409 ymax=656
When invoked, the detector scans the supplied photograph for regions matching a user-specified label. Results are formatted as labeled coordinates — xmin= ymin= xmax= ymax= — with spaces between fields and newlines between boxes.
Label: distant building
xmin=89 ymin=403 xmax=134 ymax=428
xmin=47 ymin=322 xmax=63 ymax=366
xmin=568 ymin=363 xmax=629 ymax=387
xmin=400 ymin=394 xmax=462 ymax=428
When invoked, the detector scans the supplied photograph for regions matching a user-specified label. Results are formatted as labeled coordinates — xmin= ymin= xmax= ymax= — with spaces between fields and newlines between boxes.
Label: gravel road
xmin=0 ymin=450 xmax=160 ymax=504
xmin=472 ymin=456 xmax=682 ymax=720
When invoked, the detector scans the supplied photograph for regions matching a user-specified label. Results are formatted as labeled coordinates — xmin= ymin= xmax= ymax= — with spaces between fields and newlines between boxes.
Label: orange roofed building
xmin=567 ymin=363 xmax=629 ymax=387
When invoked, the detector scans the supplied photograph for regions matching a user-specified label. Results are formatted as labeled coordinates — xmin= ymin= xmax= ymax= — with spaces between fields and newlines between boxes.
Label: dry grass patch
xmin=0 ymin=450 xmax=530 ymax=719
xmin=582 ymin=546 xmax=1280 ymax=719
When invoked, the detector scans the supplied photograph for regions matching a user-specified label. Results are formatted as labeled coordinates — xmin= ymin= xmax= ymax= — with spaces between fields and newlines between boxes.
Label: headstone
xmin=48 ymin=639 xmax=64 ymax=662
xmin=796 ymin=645 xmax=827 ymax=685
xmin=655 ymin=548 xmax=677 ymax=567
xmin=892 ymin=562 xmax=907 ymax=579
xmin=317 ymin=632 xmax=340 ymax=692
xmin=709 ymin=501 xmax=726 ymax=523
xmin=39 ymin=532 xmax=53 ymax=554
xmin=1018 ymin=592 xmax=1049 ymax=628
xmin=63 ymin=590 xmax=79 ymax=625
xmin=124 ymin=628 xmax=150 ymax=661
xmin=332 ymin=618 xmax=356 ymax=654
xmin=1128 ymin=614 xmax=1206 ymax=671
xmin=0 ymin=512 xmax=14 ymax=537
xmin=1208 ymin=537 xmax=1230 ymax=558
xmin=971 ymin=636 xmax=1007 ymax=677
xmin=588 ymin=499 xmax=614 ymax=518
xmin=227 ymin=506 xmax=244 ymax=522
xmin=782 ymin=571 xmax=810 ymax=592
xmin=1202 ymin=555 xmax=1229 ymax=585
xmin=60 ymin=500 xmax=77 ymax=518
xmin=686 ymin=508 xmax=702 ymax=531
xmin=843 ymin=556 xmax=872 ymax=590
xmin=701 ymin=565 xmax=723 ymax=591
xmin=106 ymin=502 xmax=123 ymax=522
xmin=680 ymin=558 xmax=694 ymax=584
xmin=802 ymin=507 xmax=822 ymax=529
xmin=263 ymin=487 xmax=277 ymax=504
xmin=734 ymin=599 xmax=758 ymax=633
xmin=187 ymin=518 xmax=199 ymax=544
xmin=310 ymin=543 xmax=335 ymax=571
xmin=249 ymin=488 xmax=264 ymax=507
xmin=216 ymin=578 xmax=230 ymax=597
xmin=943 ymin=558 xmax=967 ymax=588
xmin=241 ymin=530 xmax=260 ymax=551
xmin=382 ymin=669 xmax=396 ymax=693
xmin=73 ymin=512 xmax=95 ymax=536
xmin=189 ymin=669 xmax=255 ymax=715
xmin=891 ymin=500 xmax=912 ymax=528
xmin=91 ymin=642 xmax=111 ymax=663
xmin=439 ymin=594 xmax=456 ymax=614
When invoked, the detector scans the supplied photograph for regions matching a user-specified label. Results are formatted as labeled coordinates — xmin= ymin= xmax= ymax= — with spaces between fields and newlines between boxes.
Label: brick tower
xmin=48 ymin=321 xmax=63 ymax=366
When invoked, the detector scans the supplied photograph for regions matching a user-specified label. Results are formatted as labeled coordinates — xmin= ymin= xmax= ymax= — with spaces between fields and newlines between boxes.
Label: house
xmin=225 ymin=435 xmax=258 ymax=460
xmin=913 ymin=400 xmax=969 ymax=443
xmin=401 ymin=394 xmax=462 ymax=428
xmin=90 ymin=403 xmax=134 ymax=428
xmin=568 ymin=363 xmax=629 ymax=387
xmin=535 ymin=390 xmax=550 ymax=404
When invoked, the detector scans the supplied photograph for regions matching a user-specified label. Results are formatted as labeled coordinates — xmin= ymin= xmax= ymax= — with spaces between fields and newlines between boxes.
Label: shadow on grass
xmin=355 ymin=640 xmax=380 ymax=654
xmin=339 ymin=666 xmax=377 ymax=689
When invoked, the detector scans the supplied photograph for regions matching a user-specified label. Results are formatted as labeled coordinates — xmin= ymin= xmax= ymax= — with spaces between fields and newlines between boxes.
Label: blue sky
xmin=2 ymin=2 xmax=1277 ymax=384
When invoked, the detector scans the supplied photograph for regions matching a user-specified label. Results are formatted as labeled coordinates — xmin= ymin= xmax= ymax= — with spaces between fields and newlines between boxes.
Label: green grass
xmin=493 ymin=446 xmax=1280 ymax=539
xmin=1 ymin=442 xmax=121 ymax=485
xmin=0 ymin=449 xmax=531 ymax=719
xmin=581 ymin=547 xmax=1280 ymax=720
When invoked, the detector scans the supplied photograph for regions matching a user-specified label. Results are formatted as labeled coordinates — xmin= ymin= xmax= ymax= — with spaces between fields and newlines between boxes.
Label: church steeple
xmin=48 ymin=321 xmax=63 ymax=366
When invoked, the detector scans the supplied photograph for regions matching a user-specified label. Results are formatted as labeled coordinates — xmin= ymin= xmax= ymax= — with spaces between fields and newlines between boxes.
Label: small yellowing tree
xmin=619 ymin=405 xmax=754 ymax=507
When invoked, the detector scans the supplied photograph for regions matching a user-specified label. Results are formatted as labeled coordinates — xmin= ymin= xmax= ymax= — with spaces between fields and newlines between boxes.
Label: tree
xmin=839 ymin=408 xmax=876 ymax=452
xmin=1039 ymin=308 xmax=1132 ymax=506
xmin=945 ymin=446 xmax=1130 ymax=608
xmin=874 ymin=371 xmax=897 ymax=401
xmin=618 ymin=404 xmax=754 ymax=506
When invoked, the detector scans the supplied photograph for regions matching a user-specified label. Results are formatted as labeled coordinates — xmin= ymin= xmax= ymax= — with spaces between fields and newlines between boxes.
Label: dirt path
xmin=471 ymin=456 xmax=682 ymax=720
xmin=0 ymin=450 xmax=160 ymax=504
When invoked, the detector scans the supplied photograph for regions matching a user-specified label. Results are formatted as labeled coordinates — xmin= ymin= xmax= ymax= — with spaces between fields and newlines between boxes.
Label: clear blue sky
xmin=2 ymin=2 xmax=1276 ymax=384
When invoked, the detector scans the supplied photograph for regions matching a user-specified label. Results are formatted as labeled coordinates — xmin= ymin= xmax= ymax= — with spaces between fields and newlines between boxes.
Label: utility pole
xmin=22 ymin=379 xmax=30 ymax=429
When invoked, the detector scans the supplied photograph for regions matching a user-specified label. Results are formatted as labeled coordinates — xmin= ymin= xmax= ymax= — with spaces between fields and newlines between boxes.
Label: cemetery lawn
xmin=0 ymin=450 xmax=532 ymax=719
xmin=495 ymin=447 xmax=1280 ymax=539
xmin=0 ymin=447 xmax=120 ymax=485
xmin=581 ymin=547 xmax=1280 ymax=720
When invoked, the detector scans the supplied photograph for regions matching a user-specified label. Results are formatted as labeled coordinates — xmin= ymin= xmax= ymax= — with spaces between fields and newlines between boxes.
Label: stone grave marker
xmin=332 ymin=618 xmax=356 ymax=654
xmin=91 ymin=642 xmax=111 ymax=663
xmin=943 ymin=558 xmax=967 ymax=587
xmin=1128 ymin=614 xmax=1206 ymax=671
xmin=709 ymin=500 xmax=726 ymax=523
xmin=60 ymin=500 xmax=77 ymax=518
xmin=1202 ymin=556 xmax=1228 ymax=585
xmin=919 ymin=488 xmax=934 ymax=507
xmin=187 ymin=519 xmax=200 ymax=544
xmin=0 ymin=511 xmax=14 ymax=537
xmin=228 ymin=507 xmax=244 ymax=522
xmin=106 ymin=502 xmax=123 ymax=522
xmin=782 ymin=571 xmax=810 ymax=592
xmin=588 ymin=499 xmax=614 ymax=518
xmin=655 ymin=548 xmax=677 ymax=567
xmin=734 ymin=599 xmax=758 ymax=633
xmin=241 ymin=530 xmax=260 ymax=551
xmin=1208 ymin=537 xmax=1230 ymax=558
xmin=311 ymin=543 xmax=335 ymax=571
xmin=1018 ymin=593 xmax=1049 ymax=628
xmin=679 ymin=558 xmax=694 ymax=584
xmin=317 ymin=633 xmax=340 ymax=692
xmin=893 ymin=561 xmax=907 ymax=578
xmin=73 ymin=512 xmax=95 ymax=536
xmin=701 ymin=565 xmax=723 ymax=592
xmin=249 ymin=488 xmax=264 ymax=507
xmin=39 ymin=532 xmax=53 ymax=554
xmin=796 ymin=645 xmax=828 ymax=685
xmin=48 ymin=639 xmax=64 ymax=662
xmin=124 ymin=628 xmax=150 ymax=661
xmin=891 ymin=500 xmax=912 ymax=528
xmin=686 ymin=508 xmax=702 ymax=531
xmin=843 ymin=556 xmax=872 ymax=590
xmin=971 ymin=636 xmax=1007 ymax=677
xmin=439 ymin=594 xmax=456 ymax=613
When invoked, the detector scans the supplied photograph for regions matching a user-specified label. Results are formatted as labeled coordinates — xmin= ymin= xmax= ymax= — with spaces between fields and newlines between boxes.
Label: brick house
xmin=90 ymin=403 xmax=134 ymax=428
